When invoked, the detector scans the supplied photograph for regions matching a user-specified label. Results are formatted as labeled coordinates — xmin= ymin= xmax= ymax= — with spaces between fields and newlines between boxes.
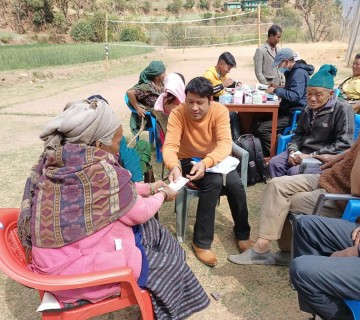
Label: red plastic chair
xmin=0 ymin=208 xmax=154 ymax=320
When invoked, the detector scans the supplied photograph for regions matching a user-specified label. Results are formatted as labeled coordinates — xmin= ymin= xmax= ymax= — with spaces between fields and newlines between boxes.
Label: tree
xmin=295 ymin=0 xmax=342 ymax=42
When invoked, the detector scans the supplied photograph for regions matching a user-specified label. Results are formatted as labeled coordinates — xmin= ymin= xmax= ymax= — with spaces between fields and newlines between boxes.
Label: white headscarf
xmin=40 ymin=98 xmax=121 ymax=150
xmin=154 ymin=73 xmax=186 ymax=113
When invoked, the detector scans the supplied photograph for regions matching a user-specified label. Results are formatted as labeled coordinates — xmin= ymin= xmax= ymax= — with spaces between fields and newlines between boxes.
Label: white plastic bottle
xmin=233 ymin=89 xmax=244 ymax=104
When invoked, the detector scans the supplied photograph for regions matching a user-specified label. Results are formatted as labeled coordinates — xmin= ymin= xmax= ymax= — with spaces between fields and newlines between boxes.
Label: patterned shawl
xmin=18 ymin=144 xmax=137 ymax=262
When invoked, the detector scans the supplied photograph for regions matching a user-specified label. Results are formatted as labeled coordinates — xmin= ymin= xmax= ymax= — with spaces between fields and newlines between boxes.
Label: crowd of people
xmin=16 ymin=24 xmax=360 ymax=320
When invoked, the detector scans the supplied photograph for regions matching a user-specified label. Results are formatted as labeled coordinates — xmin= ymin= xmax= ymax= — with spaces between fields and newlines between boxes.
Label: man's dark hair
xmin=268 ymin=25 xmax=282 ymax=38
xmin=185 ymin=77 xmax=213 ymax=100
xmin=218 ymin=52 xmax=236 ymax=67
xmin=355 ymin=53 xmax=360 ymax=59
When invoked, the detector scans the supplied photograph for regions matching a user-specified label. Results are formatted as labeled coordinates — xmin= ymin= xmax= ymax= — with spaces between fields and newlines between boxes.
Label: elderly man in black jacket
xmin=268 ymin=64 xmax=355 ymax=178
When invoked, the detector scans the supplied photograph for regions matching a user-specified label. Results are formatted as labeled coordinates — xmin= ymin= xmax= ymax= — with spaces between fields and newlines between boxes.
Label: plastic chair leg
xmin=175 ymin=188 xmax=187 ymax=243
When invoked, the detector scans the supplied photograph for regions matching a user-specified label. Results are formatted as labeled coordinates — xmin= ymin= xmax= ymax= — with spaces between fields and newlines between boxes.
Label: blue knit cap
xmin=308 ymin=64 xmax=337 ymax=89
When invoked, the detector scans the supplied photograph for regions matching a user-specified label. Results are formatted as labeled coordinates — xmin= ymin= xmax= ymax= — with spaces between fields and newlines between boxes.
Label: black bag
xmin=235 ymin=134 xmax=267 ymax=186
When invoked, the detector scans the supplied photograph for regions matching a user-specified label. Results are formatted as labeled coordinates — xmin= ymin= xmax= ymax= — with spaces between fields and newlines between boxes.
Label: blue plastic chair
xmin=341 ymin=200 xmax=360 ymax=319
xmin=124 ymin=93 xmax=162 ymax=163
xmin=354 ymin=114 xmax=360 ymax=141
xmin=276 ymin=133 xmax=294 ymax=155
xmin=282 ymin=110 xmax=301 ymax=135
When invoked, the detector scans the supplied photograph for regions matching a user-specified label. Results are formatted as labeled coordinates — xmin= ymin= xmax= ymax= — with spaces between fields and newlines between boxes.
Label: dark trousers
xmin=230 ymin=111 xmax=241 ymax=141
xmin=252 ymin=114 xmax=291 ymax=157
xmin=268 ymin=151 xmax=322 ymax=178
xmin=290 ymin=215 xmax=359 ymax=320
xmin=181 ymin=159 xmax=250 ymax=249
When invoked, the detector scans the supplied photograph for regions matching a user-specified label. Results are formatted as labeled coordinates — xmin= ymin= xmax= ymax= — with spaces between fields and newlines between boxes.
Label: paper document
xmin=206 ymin=156 xmax=240 ymax=174
xmin=168 ymin=176 xmax=189 ymax=191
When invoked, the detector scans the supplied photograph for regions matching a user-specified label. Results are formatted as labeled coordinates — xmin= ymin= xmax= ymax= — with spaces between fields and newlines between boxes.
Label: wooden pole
xmin=105 ymin=13 xmax=109 ymax=81
xmin=345 ymin=1 xmax=360 ymax=65
xmin=257 ymin=4 xmax=261 ymax=47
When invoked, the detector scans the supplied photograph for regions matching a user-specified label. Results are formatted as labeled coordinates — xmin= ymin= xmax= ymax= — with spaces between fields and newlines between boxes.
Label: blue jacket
xmin=274 ymin=62 xmax=314 ymax=115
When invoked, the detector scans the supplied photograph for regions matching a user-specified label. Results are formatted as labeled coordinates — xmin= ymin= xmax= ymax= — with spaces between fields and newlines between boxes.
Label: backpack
xmin=235 ymin=134 xmax=267 ymax=186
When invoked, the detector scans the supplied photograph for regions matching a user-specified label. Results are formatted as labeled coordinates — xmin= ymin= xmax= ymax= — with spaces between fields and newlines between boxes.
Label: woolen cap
xmin=271 ymin=48 xmax=294 ymax=68
xmin=308 ymin=64 xmax=337 ymax=89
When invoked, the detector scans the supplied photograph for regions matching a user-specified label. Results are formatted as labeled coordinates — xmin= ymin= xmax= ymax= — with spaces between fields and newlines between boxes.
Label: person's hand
xmin=152 ymin=180 xmax=167 ymax=193
xmin=135 ymin=106 xmax=146 ymax=118
xmin=268 ymin=82 xmax=279 ymax=89
xmin=330 ymin=245 xmax=359 ymax=257
xmin=314 ymin=154 xmax=338 ymax=170
xmin=222 ymin=78 xmax=234 ymax=88
xmin=352 ymin=226 xmax=360 ymax=246
xmin=168 ymin=166 xmax=181 ymax=183
xmin=186 ymin=161 xmax=206 ymax=181
xmin=287 ymin=151 xmax=297 ymax=166
xmin=292 ymin=153 xmax=311 ymax=165
xmin=159 ymin=185 xmax=178 ymax=202
xmin=265 ymin=86 xmax=276 ymax=94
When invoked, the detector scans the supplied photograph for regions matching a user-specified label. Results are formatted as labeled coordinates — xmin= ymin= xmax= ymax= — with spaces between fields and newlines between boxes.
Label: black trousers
xmin=252 ymin=114 xmax=291 ymax=157
xmin=181 ymin=159 xmax=250 ymax=249
xmin=290 ymin=215 xmax=359 ymax=320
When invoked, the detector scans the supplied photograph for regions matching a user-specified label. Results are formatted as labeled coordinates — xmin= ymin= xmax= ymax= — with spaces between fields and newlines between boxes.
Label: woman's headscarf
xmin=137 ymin=60 xmax=166 ymax=86
xmin=154 ymin=73 xmax=186 ymax=113
xmin=40 ymin=98 xmax=121 ymax=150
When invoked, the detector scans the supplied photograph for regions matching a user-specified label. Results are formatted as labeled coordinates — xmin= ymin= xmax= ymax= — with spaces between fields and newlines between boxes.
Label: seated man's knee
xmin=290 ymin=256 xmax=314 ymax=289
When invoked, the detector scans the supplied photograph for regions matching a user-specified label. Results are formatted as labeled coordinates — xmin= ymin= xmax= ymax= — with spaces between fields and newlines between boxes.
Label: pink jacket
xmin=29 ymin=183 xmax=165 ymax=303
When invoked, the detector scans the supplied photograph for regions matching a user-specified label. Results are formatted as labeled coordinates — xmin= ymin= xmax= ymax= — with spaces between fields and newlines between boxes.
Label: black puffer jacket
xmin=288 ymin=99 xmax=355 ymax=155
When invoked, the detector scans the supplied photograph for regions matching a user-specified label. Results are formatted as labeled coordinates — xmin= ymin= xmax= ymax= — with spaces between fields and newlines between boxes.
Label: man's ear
xmin=210 ymin=96 xmax=214 ymax=102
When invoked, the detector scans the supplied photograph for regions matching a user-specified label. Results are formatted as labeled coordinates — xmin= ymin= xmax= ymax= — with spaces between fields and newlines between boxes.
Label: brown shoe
xmin=237 ymin=239 xmax=253 ymax=253
xmin=192 ymin=242 xmax=218 ymax=267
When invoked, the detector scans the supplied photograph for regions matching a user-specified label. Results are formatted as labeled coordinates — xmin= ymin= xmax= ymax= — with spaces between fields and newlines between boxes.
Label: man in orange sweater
xmin=163 ymin=77 xmax=251 ymax=267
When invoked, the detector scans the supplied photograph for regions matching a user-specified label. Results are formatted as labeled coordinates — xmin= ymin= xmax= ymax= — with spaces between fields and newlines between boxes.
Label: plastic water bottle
xmin=233 ymin=89 xmax=244 ymax=104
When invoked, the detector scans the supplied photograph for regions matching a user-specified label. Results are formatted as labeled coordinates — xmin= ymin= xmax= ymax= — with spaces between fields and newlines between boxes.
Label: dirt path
xmin=0 ymin=41 xmax=352 ymax=320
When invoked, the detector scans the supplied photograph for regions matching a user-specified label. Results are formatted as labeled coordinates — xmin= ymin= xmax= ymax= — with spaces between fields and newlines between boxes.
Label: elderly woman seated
xmin=268 ymin=64 xmax=354 ymax=178
xmin=127 ymin=60 xmax=166 ymax=118
xmin=17 ymin=97 xmax=209 ymax=319
xmin=339 ymin=53 xmax=360 ymax=114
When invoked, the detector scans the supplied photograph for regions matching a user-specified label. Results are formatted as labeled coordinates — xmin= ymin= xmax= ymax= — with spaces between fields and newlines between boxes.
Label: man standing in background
xmin=254 ymin=24 xmax=283 ymax=86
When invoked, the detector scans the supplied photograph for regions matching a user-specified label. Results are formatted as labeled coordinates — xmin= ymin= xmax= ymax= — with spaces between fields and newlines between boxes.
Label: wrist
xmin=159 ymin=190 xmax=168 ymax=202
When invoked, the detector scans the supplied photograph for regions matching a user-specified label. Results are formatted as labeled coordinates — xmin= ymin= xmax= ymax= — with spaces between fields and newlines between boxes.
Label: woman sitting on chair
xmin=127 ymin=60 xmax=166 ymax=118
xmin=17 ymin=98 xmax=210 ymax=319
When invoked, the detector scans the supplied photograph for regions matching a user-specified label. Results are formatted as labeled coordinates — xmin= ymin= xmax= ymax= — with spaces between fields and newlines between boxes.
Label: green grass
xmin=0 ymin=42 xmax=154 ymax=71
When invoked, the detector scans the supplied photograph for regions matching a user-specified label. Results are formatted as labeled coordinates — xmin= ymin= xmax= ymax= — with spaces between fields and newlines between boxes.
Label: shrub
xmin=167 ymin=23 xmax=185 ymax=47
xmin=142 ymin=1 xmax=151 ymax=14
xmin=199 ymin=0 xmax=209 ymax=10
xmin=274 ymin=7 xmax=302 ymax=28
xmin=90 ymin=11 xmax=106 ymax=42
xmin=167 ymin=0 xmax=183 ymax=14
xmin=183 ymin=0 xmax=195 ymax=9
xmin=53 ymin=12 xmax=68 ymax=33
xmin=119 ymin=25 xmax=146 ymax=42
xmin=70 ymin=19 xmax=95 ymax=42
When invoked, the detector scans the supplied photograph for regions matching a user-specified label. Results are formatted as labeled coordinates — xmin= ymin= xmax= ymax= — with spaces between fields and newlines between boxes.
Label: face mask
xmin=278 ymin=67 xmax=289 ymax=74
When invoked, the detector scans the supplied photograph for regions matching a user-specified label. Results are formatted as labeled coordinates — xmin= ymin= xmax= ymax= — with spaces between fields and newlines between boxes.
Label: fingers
xmin=352 ymin=227 xmax=360 ymax=245
xmin=186 ymin=162 xmax=205 ymax=180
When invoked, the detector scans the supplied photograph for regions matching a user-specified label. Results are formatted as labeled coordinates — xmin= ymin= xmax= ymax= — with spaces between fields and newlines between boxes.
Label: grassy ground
xmin=0 ymin=42 xmax=154 ymax=71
